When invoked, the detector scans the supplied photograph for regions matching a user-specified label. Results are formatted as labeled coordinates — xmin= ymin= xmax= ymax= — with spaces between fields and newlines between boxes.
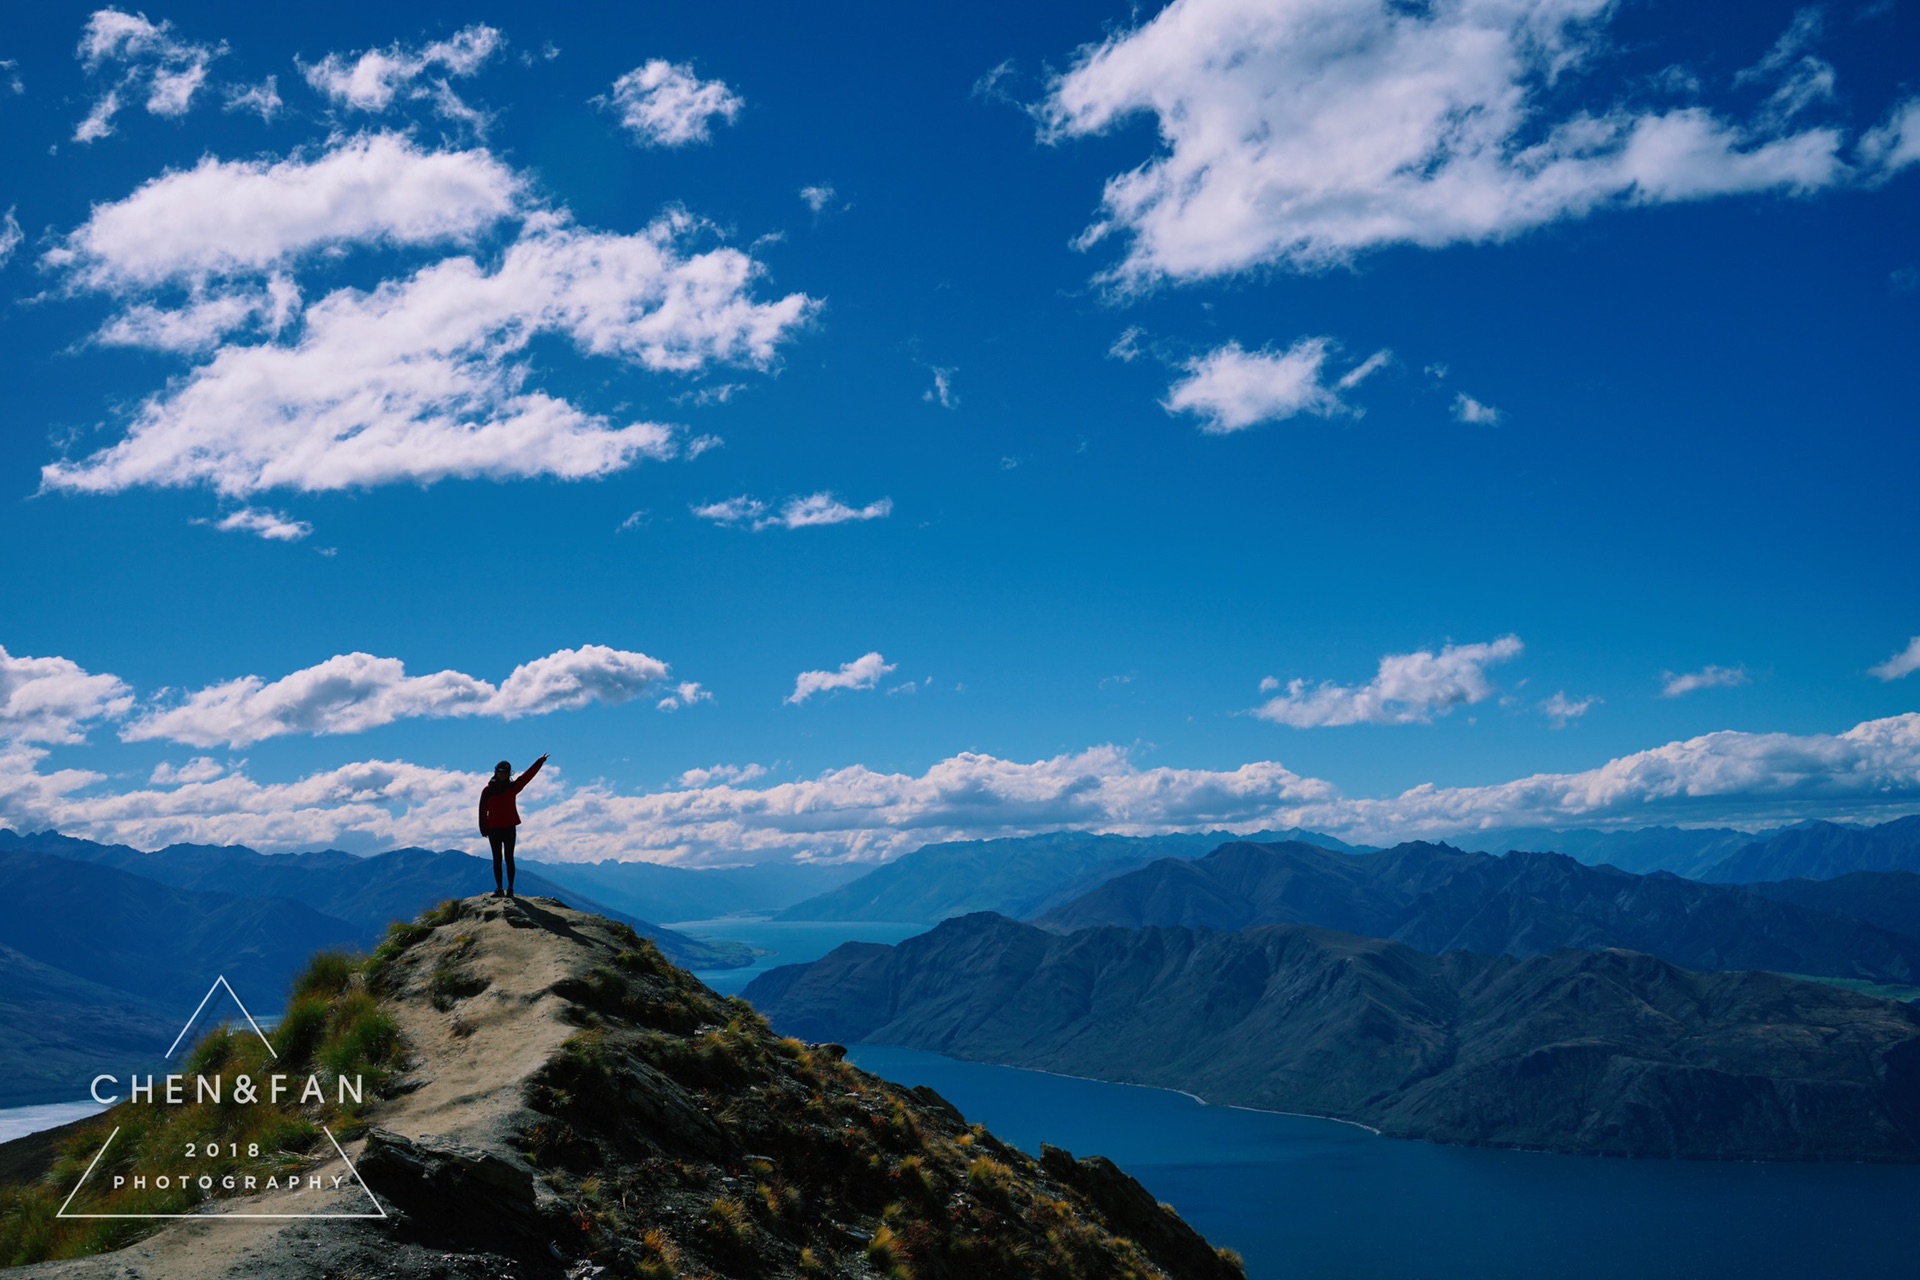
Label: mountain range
xmin=0 ymin=829 xmax=751 ymax=1107
xmin=0 ymin=895 xmax=1243 ymax=1279
xmin=1038 ymin=839 xmax=1920 ymax=986
xmin=775 ymin=828 xmax=1367 ymax=924
xmin=524 ymin=854 xmax=860 ymax=922
xmin=745 ymin=912 xmax=1920 ymax=1161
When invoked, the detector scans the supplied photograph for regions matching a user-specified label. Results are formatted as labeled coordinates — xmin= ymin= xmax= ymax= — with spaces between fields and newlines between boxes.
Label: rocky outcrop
xmin=1 ymin=896 xmax=1244 ymax=1280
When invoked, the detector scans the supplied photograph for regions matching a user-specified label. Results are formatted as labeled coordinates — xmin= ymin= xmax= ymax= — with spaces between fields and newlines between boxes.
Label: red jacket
xmin=478 ymin=756 xmax=545 ymax=832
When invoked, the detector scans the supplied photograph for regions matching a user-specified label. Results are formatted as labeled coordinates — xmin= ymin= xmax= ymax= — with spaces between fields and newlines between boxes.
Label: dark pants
xmin=486 ymin=827 xmax=517 ymax=893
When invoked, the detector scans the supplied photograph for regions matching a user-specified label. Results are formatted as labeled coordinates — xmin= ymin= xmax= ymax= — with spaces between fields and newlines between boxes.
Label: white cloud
xmin=0 ymin=207 xmax=20 ymax=268
xmin=42 ymin=208 xmax=814 ymax=498
xmin=13 ymin=714 xmax=1920 ymax=862
xmin=1661 ymin=664 xmax=1750 ymax=697
xmin=223 ymin=77 xmax=281 ymax=121
xmin=923 ymin=367 xmax=958 ymax=409
xmin=1452 ymin=393 xmax=1502 ymax=424
xmin=1 ymin=58 xmax=21 ymax=96
xmin=0 ymin=646 xmax=134 ymax=745
xmin=693 ymin=493 xmax=891 ymax=531
xmin=1859 ymin=97 xmax=1920 ymax=181
xmin=1042 ymin=0 xmax=1853 ymax=288
xmin=787 ymin=652 xmax=896 ymax=705
xmin=1108 ymin=325 xmax=1146 ymax=362
xmin=73 ymin=8 xmax=222 ymax=142
xmin=656 ymin=681 xmax=711 ymax=712
xmin=605 ymin=60 xmax=742 ymax=146
xmin=121 ymin=645 xmax=674 ymax=748
xmin=1254 ymin=635 xmax=1524 ymax=727
xmin=1164 ymin=339 xmax=1373 ymax=432
xmin=1336 ymin=348 xmax=1392 ymax=390
xmin=1735 ymin=8 xmax=1834 ymax=128
xmin=44 ymin=133 xmax=522 ymax=290
xmin=1541 ymin=690 xmax=1598 ymax=728
xmin=94 ymin=278 xmax=300 ymax=353
xmin=299 ymin=24 xmax=501 ymax=124
xmin=207 ymin=506 xmax=312 ymax=542
xmin=149 ymin=756 xmax=225 ymax=785
xmin=1870 ymin=637 xmax=1920 ymax=682
xmin=799 ymin=184 xmax=836 ymax=213
xmin=677 ymin=762 xmax=766 ymax=788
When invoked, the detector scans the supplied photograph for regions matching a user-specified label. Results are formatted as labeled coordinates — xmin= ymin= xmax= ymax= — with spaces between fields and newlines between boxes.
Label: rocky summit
xmin=2 ymin=897 xmax=1242 ymax=1280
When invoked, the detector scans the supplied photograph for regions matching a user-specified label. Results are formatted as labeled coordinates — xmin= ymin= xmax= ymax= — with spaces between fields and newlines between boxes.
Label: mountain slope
xmin=1703 ymin=816 xmax=1920 ymax=883
xmin=1041 ymin=840 xmax=1920 ymax=984
xmin=746 ymin=913 xmax=1920 ymax=1161
xmin=1454 ymin=825 xmax=1758 ymax=877
xmin=3 ymin=898 xmax=1242 ymax=1280
xmin=1742 ymin=872 xmax=1920 ymax=943
xmin=523 ymin=856 xmax=861 ymax=921
xmin=0 ymin=944 xmax=177 ymax=1107
xmin=0 ymin=828 xmax=749 ymax=969
xmin=777 ymin=828 xmax=1365 ymax=924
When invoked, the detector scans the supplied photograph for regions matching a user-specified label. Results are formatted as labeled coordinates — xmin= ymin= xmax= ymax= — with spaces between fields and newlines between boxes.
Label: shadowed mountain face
xmin=776 ymin=828 xmax=1365 ymax=924
xmin=0 ymin=897 xmax=1243 ymax=1280
xmin=1454 ymin=826 xmax=1758 ymax=877
xmin=0 ymin=829 xmax=749 ymax=970
xmin=0 ymin=830 xmax=750 ymax=1107
xmin=1702 ymin=817 xmax=1920 ymax=883
xmin=745 ymin=913 xmax=1920 ymax=1161
xmin=1038 ymin=840 xmax=1920 ymax=985
xmin=1743 ymin=872 xmax=1920 ymax=943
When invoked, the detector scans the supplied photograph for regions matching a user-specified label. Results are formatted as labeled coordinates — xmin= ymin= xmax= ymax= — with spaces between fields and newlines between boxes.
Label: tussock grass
xmin=0 ymin=949 xmax=406 ymax=1266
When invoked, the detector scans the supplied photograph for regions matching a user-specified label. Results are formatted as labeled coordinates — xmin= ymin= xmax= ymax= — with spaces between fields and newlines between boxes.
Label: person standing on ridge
xmin=478 ymin=753 xmax=547 ymax=899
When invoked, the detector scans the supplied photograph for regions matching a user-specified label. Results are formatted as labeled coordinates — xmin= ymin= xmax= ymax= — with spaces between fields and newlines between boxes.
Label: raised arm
xmin=511 ymin=753 xmax=548 ymax=794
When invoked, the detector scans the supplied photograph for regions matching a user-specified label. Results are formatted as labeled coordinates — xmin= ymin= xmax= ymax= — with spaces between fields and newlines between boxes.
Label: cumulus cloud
xmin=1870 ymin=637 xmax=1920 ymax=682
xmin=656 ymin=681 xmax=711 ymax=712
xmin=44 ymin=133 xmax=521 ymax=290
xmin=787 ymin=652 xmax=896 ymax=705
xmin=149 ymin=756 xmax=226 ymax=786
xmin=73 ymin=8 xmax=222 ymax=142
xmin=1452 ymin=393 xmax=1502 ymax=425
xmin=1661 ymin=664 xmax=1750 ymax=698
xmin=676 ymin=762 xmax=766 ymax=788
xmin=93 ymin=278 xmax=300 ymax=353
xmin=1164 ymin=339 xmax=1384 ymax=432
xmin=300 ymin=24 xmax=501 ymax=125
xmin=206 ymin=506 xmax=312 ymax=542
xmin=0 ymin=646 xmax=134 ymax=744
xmin=42 ymin=205 xmax=814 ymax=497
xmin=605 ymin=60 xmax=742 ymax=146
xmin=1254 ymin=636 xmax=1524 ymax=727
xmin=693 ymin=493 xmax=892 ymax=531
xmin=121 ymin=645 xmax=674 ymax=748
xmin=799 ymin=184 xmax=836 ymax=214
xmin=1541 ymin=690 xmax=1598 ymax=728
xmin=1042 ymin=0 xmax=1854 ymax=287
xmin=10 ymin=714 xmax=1920 ymax=862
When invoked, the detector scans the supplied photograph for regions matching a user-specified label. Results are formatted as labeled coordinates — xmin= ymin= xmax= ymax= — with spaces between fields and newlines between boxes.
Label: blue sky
xmin=1 ymin=0 xmax=1917 ymax=864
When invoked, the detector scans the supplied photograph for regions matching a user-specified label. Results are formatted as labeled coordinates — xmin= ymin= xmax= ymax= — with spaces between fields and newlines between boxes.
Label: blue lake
xmin=845 ymin=1045 xmax=1920 ymax=1280
xmin=676 ymin=915 xmax=1920 ymax=1280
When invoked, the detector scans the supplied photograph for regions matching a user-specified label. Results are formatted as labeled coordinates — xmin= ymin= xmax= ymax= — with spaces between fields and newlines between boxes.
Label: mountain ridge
xmin=745 ymin=912 xmax=1920 ymax=1162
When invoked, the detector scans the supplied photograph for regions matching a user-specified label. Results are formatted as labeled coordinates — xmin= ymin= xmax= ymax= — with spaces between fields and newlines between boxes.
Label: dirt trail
xmin=12 ymin=895 xmax=602 ymax=1280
